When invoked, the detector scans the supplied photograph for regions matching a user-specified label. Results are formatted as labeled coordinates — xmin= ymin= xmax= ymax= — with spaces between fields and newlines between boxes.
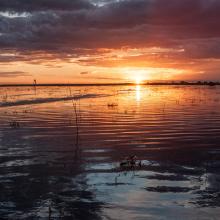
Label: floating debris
xmin=107 ymin=103 xmax=118 ymax=108
xmin=120 ymin=155 xmax=142 ymax=169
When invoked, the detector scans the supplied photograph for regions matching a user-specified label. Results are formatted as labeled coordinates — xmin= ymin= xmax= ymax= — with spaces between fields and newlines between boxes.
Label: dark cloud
xmin=0 ymin=0 xmax=93 ymax=12
xmin=0 ymin=0 xmax=220 ymax=69
xmin=80 ymin=71 xmax=89 ymax=75
xmin=0 ymin=71 xmax=31 ymax=77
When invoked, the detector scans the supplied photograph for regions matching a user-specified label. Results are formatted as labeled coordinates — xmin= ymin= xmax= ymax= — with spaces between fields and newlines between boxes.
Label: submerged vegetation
xmin=69 ymin=87 xmax=81 ymax=160
xmin=9 ymin=121 xmax=20 ymax=128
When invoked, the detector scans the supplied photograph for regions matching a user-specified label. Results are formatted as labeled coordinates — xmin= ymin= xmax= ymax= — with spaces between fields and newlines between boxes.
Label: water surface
xmin=0 ymin=85 xmax=220 ymax=219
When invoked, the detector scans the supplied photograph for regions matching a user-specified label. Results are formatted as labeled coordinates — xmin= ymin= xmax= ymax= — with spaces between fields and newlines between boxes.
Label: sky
xmin=0 ymin=0 xmax=220 ymax=84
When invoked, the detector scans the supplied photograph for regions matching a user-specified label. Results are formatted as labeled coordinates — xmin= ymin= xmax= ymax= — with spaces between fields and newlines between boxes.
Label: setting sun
xmin=123 ymin=68 xmax=149 ymax=84
xmin=135 ymin=76 xmax=143 ymax=85
xmin=133 ymin=69 xmax=149 ymax=84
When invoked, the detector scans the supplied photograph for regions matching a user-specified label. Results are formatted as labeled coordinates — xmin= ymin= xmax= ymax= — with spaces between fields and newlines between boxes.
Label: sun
xmin=123 ymin=68 xmax=149 ymax=84
xmin=135 ymin=76 xmax=143 ymax=85
xmin=134 ymin=72 xmax=145 ymax=84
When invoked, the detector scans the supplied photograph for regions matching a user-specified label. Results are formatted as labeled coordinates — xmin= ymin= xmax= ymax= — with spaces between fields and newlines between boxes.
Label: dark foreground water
xmin=0 ymin=85 xmax=220 ymax=219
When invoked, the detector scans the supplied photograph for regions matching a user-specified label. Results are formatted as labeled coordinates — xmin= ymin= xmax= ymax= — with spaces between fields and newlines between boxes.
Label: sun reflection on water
xmin=136 ymin=85 xmax=141 ymax=102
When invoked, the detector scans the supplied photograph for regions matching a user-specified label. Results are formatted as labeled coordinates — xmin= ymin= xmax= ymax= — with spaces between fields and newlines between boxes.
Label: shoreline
xmin=0 ymin=82 xmax=219 ymax=87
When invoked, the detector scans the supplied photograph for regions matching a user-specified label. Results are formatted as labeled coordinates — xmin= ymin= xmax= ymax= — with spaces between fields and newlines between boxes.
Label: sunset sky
xmin=0 ymin=0 xmax=220 ymax=84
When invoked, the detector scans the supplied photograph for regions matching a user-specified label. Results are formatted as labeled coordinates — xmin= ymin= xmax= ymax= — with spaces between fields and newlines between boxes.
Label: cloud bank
xmin=0 ymin=0 xmax=220 ymax=80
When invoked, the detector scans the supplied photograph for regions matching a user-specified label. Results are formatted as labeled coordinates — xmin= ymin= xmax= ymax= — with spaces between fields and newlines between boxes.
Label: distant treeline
xmin=145 ymin=81 xmax=220 ymax=86
xmin=0 ymin=81 xmax=219 ymax=87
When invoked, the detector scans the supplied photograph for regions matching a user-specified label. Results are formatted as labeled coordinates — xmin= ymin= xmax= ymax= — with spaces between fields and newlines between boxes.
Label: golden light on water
xmin=136 ymin=85 xmax=141 ymax=102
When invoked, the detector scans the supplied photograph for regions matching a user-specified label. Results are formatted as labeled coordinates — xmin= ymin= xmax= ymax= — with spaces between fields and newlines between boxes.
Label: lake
xmin=0 ymin=85 xmax=220 ymax=219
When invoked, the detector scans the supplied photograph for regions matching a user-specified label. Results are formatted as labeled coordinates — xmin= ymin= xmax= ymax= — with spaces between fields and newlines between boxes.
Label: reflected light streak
xmin=136 ymin=85 xmax=141 ymax=102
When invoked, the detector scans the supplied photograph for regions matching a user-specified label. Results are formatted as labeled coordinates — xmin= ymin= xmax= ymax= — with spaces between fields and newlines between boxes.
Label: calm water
xmin=0 ymin=85 xmax=220 ymax=219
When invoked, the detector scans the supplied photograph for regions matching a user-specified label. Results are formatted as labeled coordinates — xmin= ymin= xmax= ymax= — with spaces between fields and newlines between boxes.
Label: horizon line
xmin=0 ymin=81 xmax=220 ymax=87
